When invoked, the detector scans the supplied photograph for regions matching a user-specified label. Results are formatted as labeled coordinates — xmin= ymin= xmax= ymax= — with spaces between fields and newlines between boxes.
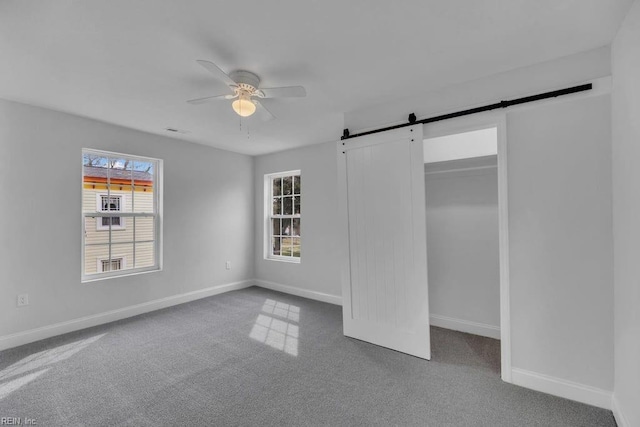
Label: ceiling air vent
xmin=165 ymin=127 xmax=189 ymax=134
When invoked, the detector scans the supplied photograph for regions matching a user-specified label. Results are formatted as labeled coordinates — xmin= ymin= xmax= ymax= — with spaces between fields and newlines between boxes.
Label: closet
xmin=424 ymin=128 xmax=501 ymax=340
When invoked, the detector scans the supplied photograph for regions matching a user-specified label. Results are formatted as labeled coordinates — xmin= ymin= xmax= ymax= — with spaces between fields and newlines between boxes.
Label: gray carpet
xmin=0 ymin=287 xmax=616 ymax=426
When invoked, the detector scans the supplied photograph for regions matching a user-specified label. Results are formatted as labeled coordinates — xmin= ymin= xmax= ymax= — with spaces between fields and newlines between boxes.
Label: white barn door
xmin=338 ymin=125 xmax=431 ymax=359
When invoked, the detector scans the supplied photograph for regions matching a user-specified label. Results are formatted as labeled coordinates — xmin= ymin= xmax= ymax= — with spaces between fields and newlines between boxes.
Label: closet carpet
xmin=0 ymin=287 xmax=615 ymax=426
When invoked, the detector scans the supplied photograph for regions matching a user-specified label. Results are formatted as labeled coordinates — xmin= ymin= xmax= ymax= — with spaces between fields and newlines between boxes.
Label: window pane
xmin=132 ymin=161 xmax=155 ymax=213
xmin=280 ymin=237 xmax=299 ymax=257
xmin=272 ymin=218 xmax=282 ymax=237
xmin=83 ymin=153 xmax=108 ymax=169
xmin=294 ymin=196 xmax=301 ymax=215
xmin=84 ymin=243 xmax=134 ymax=274
xmin=281 ymin=237 xmax=292 ymax=256
xmin=283 ymin=196 xmax=293 ymax=215
xmin=135 ymin=241 xmax=155 ymax=269
xmin=133 ymin=186 xmax=154 ymax=213
xmin=82 ymin=153 xmax=106 ymax=167
xmin=294 ymin=175 xmax=301 ymax=194
xmin=282 ymin=218 xmax=292 ymax=236
xmin=273 ymin=177 xmax=282 ymax=197
xmin=292 ymin=236 xmax=301 ymax=258
xmin=283 ymin=176 xmax=292 ymax=195
xmin=134 ymin=217 xmax=155 ymax=242
xmin=84 ymin=243 xmax=109 ymax=275
xmin=110 ymin=243 xmax=134 ymax=272
xmin=109 ymin=157 xmax=131 ymax=172
xmin=272 ymin=198 xmax=281 ymax=215
xmin=85 ymin=216 xmax=110 ymax=245
xmin=82 ymin=184 xmax=96 ymax=213
xmin=292 ymin=218 xmax=301 ymax=237
xmin=272 ymin=237 xmax=282 ymax=255
xmin=83 ymin=155 xmax=109 ymax=213
xmin=133 ymin=160 xmax=154 ymax=175
xmin=111 ymin=218 xmax=133 ymax=243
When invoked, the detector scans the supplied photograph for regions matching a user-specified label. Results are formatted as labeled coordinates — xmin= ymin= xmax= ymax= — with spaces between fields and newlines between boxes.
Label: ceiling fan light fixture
xmin=189 ymin=60 xmax=305 ymax=121
xmin=232 ymin=95 xmax=256 ymax=117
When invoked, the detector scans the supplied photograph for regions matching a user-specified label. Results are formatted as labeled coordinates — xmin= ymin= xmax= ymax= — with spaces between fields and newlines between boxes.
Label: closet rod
xmin=340 ymin=83 xmax=592 ymax=141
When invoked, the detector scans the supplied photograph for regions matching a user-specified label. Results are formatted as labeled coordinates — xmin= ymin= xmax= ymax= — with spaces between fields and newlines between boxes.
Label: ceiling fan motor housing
xmin=230 ymin=70 xmax=260 ymax=93
xmin=188 ymin=59 xmax=306 ymax=120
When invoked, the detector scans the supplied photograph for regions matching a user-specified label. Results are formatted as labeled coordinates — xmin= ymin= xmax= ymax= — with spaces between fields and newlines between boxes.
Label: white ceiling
xmin=0 ymin=0 xmax=633 ymax=155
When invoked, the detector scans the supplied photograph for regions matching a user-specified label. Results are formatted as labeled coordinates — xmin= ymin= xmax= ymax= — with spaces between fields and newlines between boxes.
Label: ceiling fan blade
xmin=187 ymin=94 xmax=236 ymax=105
xmin=196 ymin=60 xmax=237 ymax=90
xmin=258 ymin=86 xmax=306 ymax=98
xmin=254 ymin=99 xmax=275 ymax=121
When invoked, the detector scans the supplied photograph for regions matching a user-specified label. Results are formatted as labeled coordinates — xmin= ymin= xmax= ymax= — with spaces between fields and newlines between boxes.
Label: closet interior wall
xmin=425 ymin=155 xmax=500 ymax=338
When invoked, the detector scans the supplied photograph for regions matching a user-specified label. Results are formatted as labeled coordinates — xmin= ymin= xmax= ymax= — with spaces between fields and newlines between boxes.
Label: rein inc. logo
xmin=1 ymin=418 xmax=37 ymax=425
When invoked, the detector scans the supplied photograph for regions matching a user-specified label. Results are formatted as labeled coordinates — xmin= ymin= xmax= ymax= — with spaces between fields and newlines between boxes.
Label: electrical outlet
xmin=17 ymin=294 xmax=29 ymax=307
xmin=225 ymin=261 xmax=231 ymax=270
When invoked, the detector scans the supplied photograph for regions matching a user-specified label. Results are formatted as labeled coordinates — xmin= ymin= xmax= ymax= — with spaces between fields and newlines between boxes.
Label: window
xmin=82 ymin=149 xmax=162 ymax=281
xmin=96 ymin=194 xmax=125 ymax=230
xmin=100 ymin=257 xmax=123 ymax=272
xmin=265 ymin=170 xmax=301 ymax=262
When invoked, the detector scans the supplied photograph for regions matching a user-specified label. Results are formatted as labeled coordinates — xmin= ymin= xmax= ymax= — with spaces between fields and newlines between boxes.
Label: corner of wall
xmin=612 ymin=394 xmax=630 ymax=427
xmin=611 ymin=2 xmax=640 ymax=427
xmin=511 ymin=368 xmax=612 ymax=410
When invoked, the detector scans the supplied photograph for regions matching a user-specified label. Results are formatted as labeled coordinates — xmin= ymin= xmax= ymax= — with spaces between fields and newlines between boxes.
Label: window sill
xmin=82 ymin=267 xmax=161 ymax=283
xmin=265 ymin=256 xmax=301 ymax=264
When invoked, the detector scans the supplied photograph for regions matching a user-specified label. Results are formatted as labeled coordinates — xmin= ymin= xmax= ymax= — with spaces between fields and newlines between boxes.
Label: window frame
xmin=264 ymin=170 xmax=301 ymax=263
xmin=81 ymin=148 xmax=163 ymax=282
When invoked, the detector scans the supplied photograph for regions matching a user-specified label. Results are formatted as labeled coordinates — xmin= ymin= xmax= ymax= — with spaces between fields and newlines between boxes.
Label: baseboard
xmin=430 ymin=314 xmax=501 ymax=339
xmin=0 ymin=279 xmax=254 ymax=351
xmin=253 ymin=279 xmax=342 ymax=306
xmin=611 ymin=394 xmax=630 ymax=427
xmin=511 ymin=368 xmax=612 ymax=410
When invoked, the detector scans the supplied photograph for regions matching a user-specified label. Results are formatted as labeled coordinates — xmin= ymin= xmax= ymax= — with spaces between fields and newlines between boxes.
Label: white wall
xmin=345 ymin=47 xmax=615 ymax=400
xmin=346 ymin=46 xmax=611 ymax=133
xmin=425 ymin=159 xmax=500 ymax=333
xmin=507 ymin=94 xmax=613 ymax=391
xmin=611 ymin=1 xmax=640 ymax=425
xmin=0 ymin=99 xmax=255 ymax=338
xmin=424 ymin=127 xmax=497 ymax=163
xmin=253 ymin=141 xmax=341 ymax=303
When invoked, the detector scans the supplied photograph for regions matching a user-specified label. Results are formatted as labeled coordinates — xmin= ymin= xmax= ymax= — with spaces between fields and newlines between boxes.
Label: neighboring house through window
xmin=265 ymin=170 xmax=301 ymax=262
xmin=100 ymin=257 xmax=124 ymax=272
xmin=82 ymin=149 xmax=162 ymax=280
xmin=96 ymin=194 xmax=125 ymax=230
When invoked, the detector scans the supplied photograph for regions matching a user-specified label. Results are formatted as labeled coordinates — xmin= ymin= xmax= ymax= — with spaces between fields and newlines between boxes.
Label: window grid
xmin=268 ymin=172 xmax=301 ymax=260
xmin=82 ymin=149 xmax=161 ymax=281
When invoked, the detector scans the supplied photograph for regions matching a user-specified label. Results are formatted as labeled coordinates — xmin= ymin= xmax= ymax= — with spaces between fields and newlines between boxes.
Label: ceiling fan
xmin=187 ymin=60 xmax=306 ymax=121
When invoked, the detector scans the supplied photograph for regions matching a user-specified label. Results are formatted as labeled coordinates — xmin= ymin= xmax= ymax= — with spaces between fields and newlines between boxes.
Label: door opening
xmin=423 ymin=115 xmax=511 ymax=382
